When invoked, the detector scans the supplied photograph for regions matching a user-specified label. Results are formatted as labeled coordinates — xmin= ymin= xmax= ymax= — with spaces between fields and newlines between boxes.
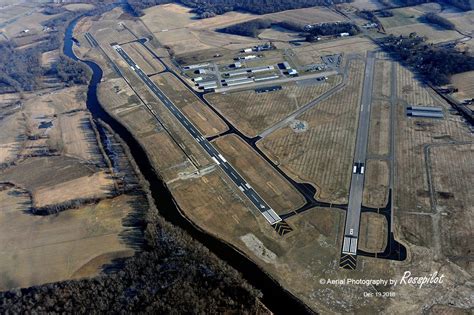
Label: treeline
xmin=378 ymin=34 xmax=474 ymax=85
xmin=307 ymin=21 xmax=359 ymax=38
xmin=0 ymin=212 xmax=261 ymax=313
xmin=421 ymin=12 xmax=455 ymax=30
xmin=127 ymin=0 xmax=352 ymax=17
xmin=218 ymin=19 xmax=272 ymax=37
xmin=392 ymin=0 xmax=471 ymax=10
xmin=49 ymin=55 xmax=90 ymax=85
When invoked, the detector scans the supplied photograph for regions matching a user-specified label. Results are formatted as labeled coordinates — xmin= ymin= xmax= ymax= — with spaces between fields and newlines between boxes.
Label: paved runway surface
xmin=342 ymin=52 xmax=376 ymax=255
xmin=113 ymin=44 xmax=282 ymax=225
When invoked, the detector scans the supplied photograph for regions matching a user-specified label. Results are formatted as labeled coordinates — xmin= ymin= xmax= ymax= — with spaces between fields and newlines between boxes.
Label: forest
xmin=218 ymin=19 xmax=272 ymax=37
xmin=126 ymin=0 xmax=352 ymax=17
xmin=379 ymin=34 xmax=474 ymax=85
xmin=0 ymin=6 xmax=91 ymax=92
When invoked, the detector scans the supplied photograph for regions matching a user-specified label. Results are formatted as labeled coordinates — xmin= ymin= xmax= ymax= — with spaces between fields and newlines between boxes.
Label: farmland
xmin=0 ymin=188 xmax=138 ymax=291
xmin=258 ymin=59 xmax=365 ymax=203
xmin=205 ymin=75 xmax=343 ymax=137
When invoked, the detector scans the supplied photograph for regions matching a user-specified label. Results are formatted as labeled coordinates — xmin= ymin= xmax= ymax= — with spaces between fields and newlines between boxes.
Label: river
xmin=63 ymin=12 xmax=312 ymax=315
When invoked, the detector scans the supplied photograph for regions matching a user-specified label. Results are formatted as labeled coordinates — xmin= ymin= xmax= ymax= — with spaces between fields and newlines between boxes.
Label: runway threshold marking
xmin=273 ymin=220 xmax=293 ymax=236
xmin=339 ymin=254 xmax=357 ymax=270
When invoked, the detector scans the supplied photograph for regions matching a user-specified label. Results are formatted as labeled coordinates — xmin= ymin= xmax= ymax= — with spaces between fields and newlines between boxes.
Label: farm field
xmin=205 ymin=75 xmax=343 ymax=137
xmin=0 ymin=188 xmax=138 ymax=291
xmin=212 ymin=134 xmax=305 ymax=215
xmin=141 ymin=3 xmax=261 ymax=56
xmin=258 ymin=59 xmax=365 ymax=203
xmin=151 ymin=73 xmax=228 ymax=137
xmin=266 ymin=6 xmax=347 ymax=26
xmin=121 ymin=41 xmax=165 ymax=75
xmin=0 ymin=156 xmax=114 ymax=209
xmin=386 ymin=23 xmax=463 ymax=44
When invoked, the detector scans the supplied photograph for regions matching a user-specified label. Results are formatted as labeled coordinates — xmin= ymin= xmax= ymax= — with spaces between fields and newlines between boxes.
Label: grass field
xmin=387 ymin=23 xmax=463 ymax=44
xmin=141 ymin=3 xmax=260 ymax=56
xmin=362 ymin=159 xmax=389 ymax=208
xmin=258 ymin=59 xmax=365 ymax=203
xmin=213 ymin=134 xmax=305 ymax=214
xmin=205 ymin=75 xmax=342 ymax=137
xmin=358 ymin=212 xmax=388 ymax=252
xmin=451 ymin=71 xmax=474 ymax=101
xmin=0 ymin=156 xmax=114 ymax=209
xmin=266 ymin=6 xmax=347 ymax=26
xmin=368 ymin=100 xmax=391 ymax=157
xmin=121 ymin=42 xmax=165 ymax=75
xmin=430 ymin=144 xmax=473 ymax=262
xmin=394 ymin=64 xmax=472 ymax=215
xmin=151 ymin=72 xmax=228 ymax=137
xmin=0 ymin=190 xmax=138 ymax=290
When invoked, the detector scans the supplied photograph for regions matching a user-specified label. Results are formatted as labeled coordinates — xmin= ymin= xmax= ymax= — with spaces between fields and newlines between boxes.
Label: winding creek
xmin=63 ymin=13 xmax=312 ymax=315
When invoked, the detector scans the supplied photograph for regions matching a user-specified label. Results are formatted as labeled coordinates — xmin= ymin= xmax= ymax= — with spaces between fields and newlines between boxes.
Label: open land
xmin=121 ymin=41 xmax=165 ymax=75
xmin=258 ymin=59 xmax=365 ymax=203
xmin=0 ymin=187 xmax=138 ymax=290
xmin=206 ymin=76 xmax=342 ymax=137
xmin=13 ymin=3 xmax=472 ymax=313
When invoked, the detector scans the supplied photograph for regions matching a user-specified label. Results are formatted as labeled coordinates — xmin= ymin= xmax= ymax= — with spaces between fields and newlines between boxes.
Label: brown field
xmin=151 ymin=73 xmax=228 ymax=137
xmin=258 ymin=59 xmax=365 ymax=203
xmin=32 ymin=171 xmax=115 ymax=208
xmin=451 ymin=71 xmax=474 ymax=101
xmin=0 ymin=190 xmax=138 ymax=290
xmin=205 ymin=75 xmax=343 ymax=137
xmin=0 ymin=156 xmax=115 ymax=209
xmin=362 ymin=159 xmax=389 ymax=208
xmin=266 ymin=7 xmax=347 ymax=26
xmin=387 ymin=23 xmax=463 ymax=44
xmin=429 ymin=144 xmax=473 ymax=262
xmin=368 ymin=100 xmax=391 ymax=157
xmin=358 ymin=212 xmax=388 ymax=252
xmin=348 ymin=0 xmax=387 ymax=10
xmin=0 ymin=110 xmax=24 ymax=165
xmin=141 ymin=3 xmax=262 ymax=56
xmin=2 ymin=11 xmax=57 ymax=38
xmin=41 ymin=49 xmax=59 ymax=67
xmin=394 ymin=64 xmax=472 ymax=215
xmin=121 ymin=41 xmax=165 ymax=75
xmin=373 ymin=59 xmax=392 ymax=100
xmin=64 ymin=3 xmax=95 ymax=11
xmin=213 ymin=134 xmax=305 ymax=214
xmin=291 ymin=37 xmax=377 ymax=66
xmin=439 ymin=9 xmax=474 ymax=34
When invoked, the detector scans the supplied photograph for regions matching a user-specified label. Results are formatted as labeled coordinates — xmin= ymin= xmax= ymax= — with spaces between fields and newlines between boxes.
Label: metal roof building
xmin=408 ymin=106 xmax=443 ymax=112
xmin=407 ymin=110 xmax=444 ymax=118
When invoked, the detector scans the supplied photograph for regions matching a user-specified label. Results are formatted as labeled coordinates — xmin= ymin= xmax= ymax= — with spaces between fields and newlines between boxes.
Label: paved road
xmin=112 ymin=44 xmax=282 ymax=225
xmin=341 ymin=52 xmax=376 ymax=255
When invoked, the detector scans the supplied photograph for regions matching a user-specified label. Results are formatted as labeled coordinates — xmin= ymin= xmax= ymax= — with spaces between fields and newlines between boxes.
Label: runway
xmin=341 ymin=52 xmax=376 ymax=256
xmin=112 ymin=44 xmax=282 ymax=225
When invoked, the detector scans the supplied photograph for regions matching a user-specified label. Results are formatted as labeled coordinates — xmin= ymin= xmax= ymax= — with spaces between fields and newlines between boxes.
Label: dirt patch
xmin=362 ymin=159 xmax=389 ymax=208
xmin=358 ymin=212 xmax=388 ymax=252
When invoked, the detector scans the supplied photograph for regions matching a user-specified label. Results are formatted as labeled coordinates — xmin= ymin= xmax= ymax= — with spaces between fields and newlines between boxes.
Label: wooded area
xmin=379 ymin=34 xmax=474 ymax=85
xmin=126 ymin=0 xmax=352 ymax=17
xmin=421 ymin=13 xmax=455 ymax=30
